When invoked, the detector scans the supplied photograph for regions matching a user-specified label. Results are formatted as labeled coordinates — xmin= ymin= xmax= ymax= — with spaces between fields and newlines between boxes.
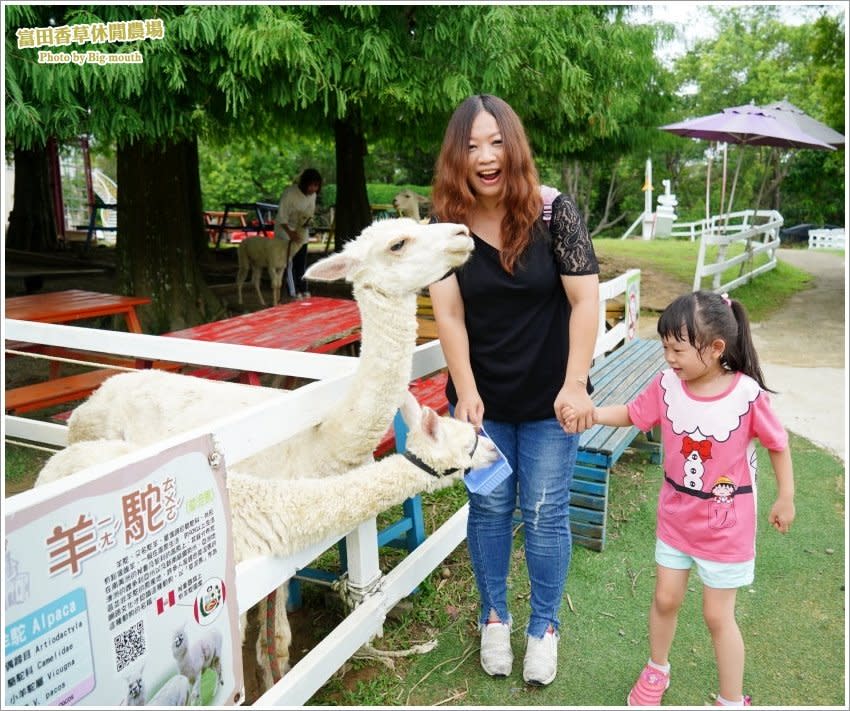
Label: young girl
xmin=563 ymin=290 xmax=795 ymax=707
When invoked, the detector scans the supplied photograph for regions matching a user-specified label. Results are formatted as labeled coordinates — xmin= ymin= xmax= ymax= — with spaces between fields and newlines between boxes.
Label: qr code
xmin=114 ymin=620 xmax=146 ymax=672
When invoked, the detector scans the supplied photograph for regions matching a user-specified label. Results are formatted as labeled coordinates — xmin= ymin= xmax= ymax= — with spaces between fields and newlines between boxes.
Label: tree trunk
xmin=5 ymin=145 xmax=59 ymax=252
xmin=333 ymin=107 xmax=372 ymax=251
xmin=116 ymin=136 xmax=225 ymax=333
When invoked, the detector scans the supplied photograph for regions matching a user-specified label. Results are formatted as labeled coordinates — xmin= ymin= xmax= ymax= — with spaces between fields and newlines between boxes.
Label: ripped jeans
xmin=467 ymin=416 xmax=578 ymax=638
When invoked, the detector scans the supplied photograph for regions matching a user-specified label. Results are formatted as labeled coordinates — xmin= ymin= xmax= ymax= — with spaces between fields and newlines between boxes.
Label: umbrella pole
xmin=705 ymin=145 xmax=713 ymax=225
xmin=725 ymin=148 xmax=744 ymax=216
xmin=719 ymin=142 xmax=728 ymax=227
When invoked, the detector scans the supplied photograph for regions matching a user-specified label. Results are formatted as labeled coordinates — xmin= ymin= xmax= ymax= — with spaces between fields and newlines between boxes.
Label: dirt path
xmin=755 ymin=249 xmax=846 ymax=462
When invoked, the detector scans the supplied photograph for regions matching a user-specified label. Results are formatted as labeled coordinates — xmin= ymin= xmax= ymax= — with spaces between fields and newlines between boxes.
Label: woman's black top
xmin=442 ymin=193 xmax=599 ymax=422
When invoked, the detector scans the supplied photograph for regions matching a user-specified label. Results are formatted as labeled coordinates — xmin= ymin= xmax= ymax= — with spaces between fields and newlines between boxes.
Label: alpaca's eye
xmin=390 ymin=239 xmax=406 ymax=252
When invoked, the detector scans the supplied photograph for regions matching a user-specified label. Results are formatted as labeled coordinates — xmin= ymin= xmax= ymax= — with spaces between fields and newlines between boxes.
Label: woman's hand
xmin=454 ymin=391 xmax=485 ymax=431
xmin=555 ymin=383 xmax=594 ymax=433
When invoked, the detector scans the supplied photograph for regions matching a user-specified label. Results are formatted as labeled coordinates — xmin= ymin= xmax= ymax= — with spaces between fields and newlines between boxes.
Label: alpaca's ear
xmin=398 ymin=390 xmax=422 ymax=429
xmin=421 ymin=407 xmax=440 ymax=440
xmin=305 ymin=253 xmax=359 ymax=282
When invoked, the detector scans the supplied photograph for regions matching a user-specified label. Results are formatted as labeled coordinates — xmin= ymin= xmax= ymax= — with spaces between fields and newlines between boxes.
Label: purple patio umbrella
xmin=760 ymin=99 xmax=844 ymax=149
xmin=661 ymin=104 xmax=835 ymax=218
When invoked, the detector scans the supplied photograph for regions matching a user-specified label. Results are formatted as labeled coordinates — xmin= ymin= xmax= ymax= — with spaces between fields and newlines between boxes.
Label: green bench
xmin=571 ymin=337 xmax=666 ymax=551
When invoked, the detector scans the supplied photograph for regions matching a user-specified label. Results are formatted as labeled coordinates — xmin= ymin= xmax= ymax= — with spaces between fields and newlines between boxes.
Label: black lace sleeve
xmin=550 ymin=193 xmax=599 ymax=276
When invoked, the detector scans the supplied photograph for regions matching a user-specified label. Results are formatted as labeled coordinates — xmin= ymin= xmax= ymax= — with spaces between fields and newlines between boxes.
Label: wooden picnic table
xmin=5 ymin=289 xmax=150 ymax=333
xmin=4 ymin=289 xmax=156 ymax=414
xmin=162 ymin=296 xmax=361 ymax=385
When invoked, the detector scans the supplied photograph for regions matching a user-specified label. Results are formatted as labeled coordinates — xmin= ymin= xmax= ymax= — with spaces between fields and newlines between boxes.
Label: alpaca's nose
xmin=454 ymin=224 xmax=470 ymax=237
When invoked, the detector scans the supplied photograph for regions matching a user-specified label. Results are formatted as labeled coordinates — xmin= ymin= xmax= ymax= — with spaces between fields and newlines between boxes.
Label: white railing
xmin=809 ymin=228 xmax=846 ymax=250
xmin=3 ymin=319 xmax=454 ymax=706
xmin=669 ymin=209 xmax=782 ymax=293
xmin=595 ymin=269 xmax=641 ymax=358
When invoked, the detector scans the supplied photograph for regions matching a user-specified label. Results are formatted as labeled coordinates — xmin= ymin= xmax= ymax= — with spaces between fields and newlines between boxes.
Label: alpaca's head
xmin=305 ymin=218 xmax=473 ymax=295
xmin=392 ymin=190 xmax=430 ymax=220
xmin=399 ymin=391 xmax=498 ymax=478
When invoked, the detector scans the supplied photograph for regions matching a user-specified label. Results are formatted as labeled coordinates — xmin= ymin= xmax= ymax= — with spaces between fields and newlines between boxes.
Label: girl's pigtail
xmin=728 ymin=299 xmax=773 ymax=393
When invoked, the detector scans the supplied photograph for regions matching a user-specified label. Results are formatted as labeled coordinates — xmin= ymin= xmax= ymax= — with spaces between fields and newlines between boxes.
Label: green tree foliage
xmin=666 ymin=6 xmax=844 ymax=224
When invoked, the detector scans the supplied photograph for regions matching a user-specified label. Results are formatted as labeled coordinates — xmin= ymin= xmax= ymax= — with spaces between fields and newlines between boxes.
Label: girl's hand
xmin=454 ymin=391 xmax=485 ymax=431
xmin=769 ymin=497 xmax=796 ymax=533
xmin=555 ymin=384 xmax=593 ymax=433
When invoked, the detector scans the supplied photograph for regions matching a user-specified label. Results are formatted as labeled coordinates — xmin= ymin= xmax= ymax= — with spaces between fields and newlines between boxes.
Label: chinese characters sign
xmin=3 ymin=435 xmax=242 ymax=706
xmin=15 ymin=18 xmax=164 ymax=65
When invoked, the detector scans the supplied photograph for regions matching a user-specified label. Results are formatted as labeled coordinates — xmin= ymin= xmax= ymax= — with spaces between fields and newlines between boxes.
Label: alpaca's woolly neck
xmin=237 ymin=284 xmax=420 ymax=478
xmin=228 ymin=453 xmax=459 ymax=563
xmin=312 ymin=283 xmax=419 ymax=467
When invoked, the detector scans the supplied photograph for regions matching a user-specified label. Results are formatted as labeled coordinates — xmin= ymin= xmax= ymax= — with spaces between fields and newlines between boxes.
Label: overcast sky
xmin=629 ymin=2 xmax=848 ymax=65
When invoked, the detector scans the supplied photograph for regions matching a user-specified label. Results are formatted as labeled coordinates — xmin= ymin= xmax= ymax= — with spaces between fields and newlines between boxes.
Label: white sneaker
xmin=523 ymin=628 xmax=559 ymax=686
xmin=479 ymin=621 xmax=513 ymax=677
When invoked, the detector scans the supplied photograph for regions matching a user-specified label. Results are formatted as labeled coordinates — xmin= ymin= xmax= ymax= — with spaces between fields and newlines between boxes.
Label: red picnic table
xmin=162 ymin=296 xmax=361 ymax=385
xmin=5 ymin=288 xmax=150 ymax=333
xmin=4 ymin=289 xmax=160 ymax=414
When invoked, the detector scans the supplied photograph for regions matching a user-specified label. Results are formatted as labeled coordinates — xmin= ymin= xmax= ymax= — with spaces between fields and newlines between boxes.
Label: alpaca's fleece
xmin=36 ymin=439 xmax=136 ymax=487
xmin=66 ymin=369 xmax=281 ymax=447
xmin=147 ymin=674 xmax=192 ymax=706
xmin=236 ymin=236 xmax=292 ymax=306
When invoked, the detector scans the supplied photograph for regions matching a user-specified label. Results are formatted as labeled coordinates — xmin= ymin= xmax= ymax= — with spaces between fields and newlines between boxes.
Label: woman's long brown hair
xmin=431 ymin=94 xmax=541 ymax=274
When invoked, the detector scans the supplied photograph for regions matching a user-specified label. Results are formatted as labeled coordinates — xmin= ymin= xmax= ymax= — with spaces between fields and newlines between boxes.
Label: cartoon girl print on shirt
xmin=709 ymin=475 xmax=738 ymax=529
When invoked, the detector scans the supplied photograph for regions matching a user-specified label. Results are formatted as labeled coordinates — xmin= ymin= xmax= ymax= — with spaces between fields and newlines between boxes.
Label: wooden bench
xmin=5 ymin=369 xmax=118 ymax=414
xmin=415 ymin=293 xmax=439 ymax=344
xmin=571 ymin=337 xmax=666 ymax=551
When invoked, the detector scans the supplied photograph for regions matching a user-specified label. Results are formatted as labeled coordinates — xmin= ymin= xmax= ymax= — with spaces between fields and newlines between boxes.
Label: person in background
xmin=562 ymin=290 xmax=795 ymax=708
xmin=274 ymin=168 xmax=322 ymax=299
xmin=429 ymin=94 xmax=599 ymax=686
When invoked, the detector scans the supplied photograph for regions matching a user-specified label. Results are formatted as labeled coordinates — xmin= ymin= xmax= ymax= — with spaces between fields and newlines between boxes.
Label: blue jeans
xmin=467 ymin=416 xmax=578 ymax=638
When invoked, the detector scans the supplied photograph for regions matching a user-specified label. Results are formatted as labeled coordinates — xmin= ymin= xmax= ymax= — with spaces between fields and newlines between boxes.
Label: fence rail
xmin=809 ymin=228 xmax=846 ymax=250
xmin=669 ymin=209 xmax=782 ymax=293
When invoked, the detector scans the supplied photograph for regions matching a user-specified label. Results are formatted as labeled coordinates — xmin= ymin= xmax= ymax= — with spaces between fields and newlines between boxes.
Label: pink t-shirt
xmin=627 ymin=369 xmax=788 ymax=563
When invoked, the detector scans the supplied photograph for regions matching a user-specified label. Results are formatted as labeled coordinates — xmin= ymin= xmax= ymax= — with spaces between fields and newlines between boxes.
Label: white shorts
xmin=655 ymin=538 xmax=754 ymax=589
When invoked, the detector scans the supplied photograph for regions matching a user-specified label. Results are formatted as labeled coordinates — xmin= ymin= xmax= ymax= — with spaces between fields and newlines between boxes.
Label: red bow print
xmin=680 ymin=436 xmax=712 ymax=460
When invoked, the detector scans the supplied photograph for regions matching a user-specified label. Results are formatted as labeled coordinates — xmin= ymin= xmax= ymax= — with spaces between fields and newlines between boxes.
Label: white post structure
xmin=641 ymin=158 xmax=654 ymax=240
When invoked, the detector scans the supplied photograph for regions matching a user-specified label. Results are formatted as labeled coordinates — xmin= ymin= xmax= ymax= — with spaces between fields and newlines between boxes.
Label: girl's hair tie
xmin=720 ymin=292 xmax=731 ymax=307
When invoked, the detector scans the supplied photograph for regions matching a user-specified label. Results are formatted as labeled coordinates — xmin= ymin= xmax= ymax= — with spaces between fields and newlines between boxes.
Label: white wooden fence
xmin=3 ymin=270 xmax=641 ymax=705
xmin=808 ymin=228 xmax=846 ymax=250
xmin=669 ymin=209 xmax=783 ymax=293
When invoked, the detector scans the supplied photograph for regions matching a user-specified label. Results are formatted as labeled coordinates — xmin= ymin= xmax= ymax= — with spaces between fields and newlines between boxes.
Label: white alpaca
xmin=67 ymin=218 xmax=473 ymax=479
xmin=236 ymin=236 xmax=290 ymax=306
xmin=392 ymin=189 xmax=430 ymax=222
xmin=171 ymin=624 xmax=223 ymax=703
xmin=147 ymin=674 xmax=192 ymax=706
xmin=35 ymin=396 xmax=495 ymax=694
xmin=227 ymin=394 xmax=497 ymax=563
